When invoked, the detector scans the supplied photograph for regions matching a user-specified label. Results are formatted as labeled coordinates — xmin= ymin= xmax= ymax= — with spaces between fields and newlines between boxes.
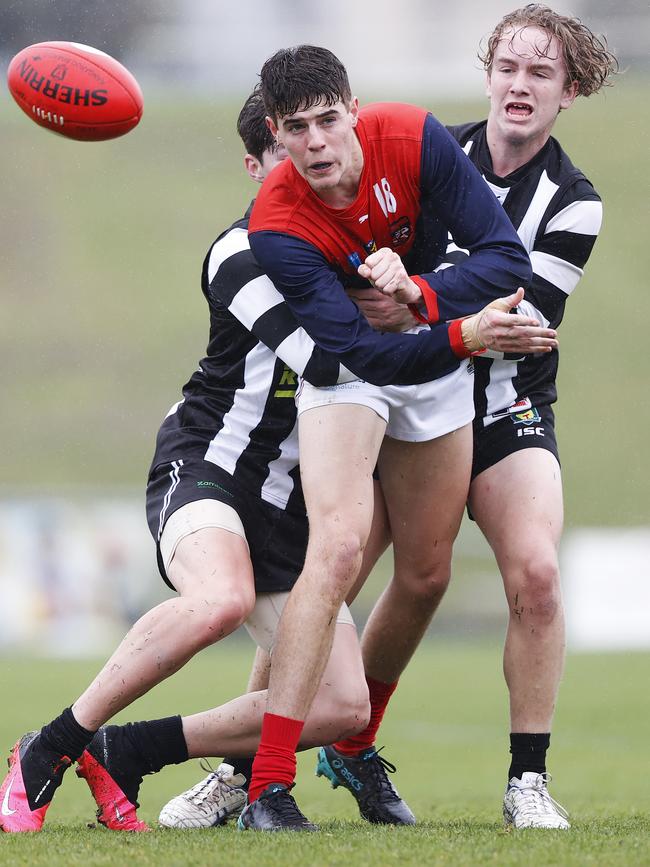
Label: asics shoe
xmin=0 ymin=731 xmax=72 ymax=833
xmin=76 ymin=726 xmax=149 ymax=832
xmin=159 ymin=762 xmax=247 ymax=828
xmin=316 ymin=744 xmax=415 ymax=825
xmin=237 ymin=784 xmax=318 ymax=832
xmin=503 ymin=772 xmax=570 ymax=829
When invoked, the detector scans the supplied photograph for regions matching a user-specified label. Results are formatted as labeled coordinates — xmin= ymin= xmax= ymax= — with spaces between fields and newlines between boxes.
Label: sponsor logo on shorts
xmin=517 ymin=426 xmax=545 ymax=438
xmin=196 ymin=481 xmax=233 ymax=496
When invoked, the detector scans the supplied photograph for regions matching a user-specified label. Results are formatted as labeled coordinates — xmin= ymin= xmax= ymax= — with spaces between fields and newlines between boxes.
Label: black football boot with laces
xmin=316 ymin=744 xmax=416 ymax=825
xmin=237 ymin=784 xmax=319 ymax=831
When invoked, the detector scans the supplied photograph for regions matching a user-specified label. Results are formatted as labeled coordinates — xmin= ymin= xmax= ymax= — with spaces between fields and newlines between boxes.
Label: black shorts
xmin=146 ymin=459 xmax=308 ymax=594
xmin=471 ymin=402 xmax=559 ymax=481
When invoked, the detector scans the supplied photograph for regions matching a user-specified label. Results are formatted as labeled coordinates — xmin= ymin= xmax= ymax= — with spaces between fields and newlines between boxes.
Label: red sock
xmin=248 ymin=712 xmax=304 ymax=803
xmin=334 ymin=676 xmax=398 ymax=755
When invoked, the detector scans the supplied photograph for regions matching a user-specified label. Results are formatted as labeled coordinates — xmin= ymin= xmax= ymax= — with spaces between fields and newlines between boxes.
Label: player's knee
xmin=395 ymin=560 xmax=451 ymax=604
xmin=307 ymin=528 xmax=366 ymax=598
xmin=511 ymin=557 xmax=562 ymax=626
xmin=322 ymin=686 xmax=371 ymax=740
xmin=193 ymin=591 xmax=255 ymax=647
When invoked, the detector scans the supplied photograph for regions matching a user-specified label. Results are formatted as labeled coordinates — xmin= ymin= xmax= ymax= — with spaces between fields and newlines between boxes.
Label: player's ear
xmin=349 ymin=96 xmax=360 ymax=126
xmin=485 ymin=70 xmax=492 ymax=99
xmin=560 ymin=79 xmax=579 ymax=111
xmin=244 ymin=154 xmax=264 ymax=183
xmin=266 ymin=115 xmax=279 ymax=138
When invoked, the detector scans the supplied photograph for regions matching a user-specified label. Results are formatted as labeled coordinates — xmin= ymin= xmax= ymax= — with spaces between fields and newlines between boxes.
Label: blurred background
xmin=1 ymin=0 xmax=648 ymax=657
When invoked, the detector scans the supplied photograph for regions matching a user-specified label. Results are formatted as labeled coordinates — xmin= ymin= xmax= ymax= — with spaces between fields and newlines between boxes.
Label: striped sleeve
xmin=206 ymin=227 xmax=355 ymax=385
xmin=413 ymin=114 xmax=532 ymax=323
xmin=525 ymin=180 xmax=602 ymax=328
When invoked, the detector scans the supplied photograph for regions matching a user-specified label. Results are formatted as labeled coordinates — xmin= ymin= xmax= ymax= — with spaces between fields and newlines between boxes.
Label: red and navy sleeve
xmin=412 ymin=114 xmax=532 ymax=324
xmin=248 ymin=229 xmax=471 ymax=386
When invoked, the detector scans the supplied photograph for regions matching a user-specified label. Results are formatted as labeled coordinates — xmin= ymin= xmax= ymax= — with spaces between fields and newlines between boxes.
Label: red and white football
xmin=7 ymin=41 xmax=143 ymax=141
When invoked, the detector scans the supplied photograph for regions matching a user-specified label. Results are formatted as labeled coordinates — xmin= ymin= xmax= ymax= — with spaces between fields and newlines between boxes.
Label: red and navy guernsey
xmin=249 ymin=103 xmax=532 ymax=386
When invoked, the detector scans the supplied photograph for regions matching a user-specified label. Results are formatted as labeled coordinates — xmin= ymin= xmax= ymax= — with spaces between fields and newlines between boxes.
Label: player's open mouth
xmin=506 ymin=102 xmax=533 ymax=118
xmin=309 ymin=161 xmax=334 ymax=174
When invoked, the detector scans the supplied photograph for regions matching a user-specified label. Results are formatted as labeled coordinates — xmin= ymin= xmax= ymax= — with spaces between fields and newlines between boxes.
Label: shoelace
xmin=511 ymin=773 xmax=569 ymax=821
xmin=363 ymin=748 xmax=400 ymax=800
xmin=264 ymin=786 xmax=310 ymax=825
xmin=182 ymin=761 xmax=233 ymax=807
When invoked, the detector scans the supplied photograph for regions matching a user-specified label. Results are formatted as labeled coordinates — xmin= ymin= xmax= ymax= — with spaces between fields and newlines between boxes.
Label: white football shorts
xmin=297 ymin=358 xmax=474 ymax=441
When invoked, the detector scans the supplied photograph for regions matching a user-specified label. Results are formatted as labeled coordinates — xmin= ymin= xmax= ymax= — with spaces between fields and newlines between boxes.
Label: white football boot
xmin=503 ymin=772 xmax=570 ymax=829
xmin=158 ymin=763 xmax=247 ymax=829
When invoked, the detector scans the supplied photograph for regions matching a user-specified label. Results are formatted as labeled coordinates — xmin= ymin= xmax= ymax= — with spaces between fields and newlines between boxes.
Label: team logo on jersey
xmin=389 ymin=216 xmax=412 ymax=246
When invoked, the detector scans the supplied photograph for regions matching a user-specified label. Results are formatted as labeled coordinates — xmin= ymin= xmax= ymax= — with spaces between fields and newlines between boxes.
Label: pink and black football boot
xmin=76 ymin=726 xmax=150 ymax=832
xmin=0 ymin=732 xmax=72 ymax=832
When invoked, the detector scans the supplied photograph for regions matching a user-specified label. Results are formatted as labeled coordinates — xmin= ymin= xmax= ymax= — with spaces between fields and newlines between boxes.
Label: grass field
xmin=1 ymin=71 xmax=648 ymax=867
xmin=1 ymin=644 xmax=648 ymax=865
xmin=1 ymin=80 xmax=649 ymax=525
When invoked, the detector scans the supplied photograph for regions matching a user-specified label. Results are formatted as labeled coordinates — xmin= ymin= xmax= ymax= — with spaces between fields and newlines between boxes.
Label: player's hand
xmin=347 ymin=287 xmax=417 ymax=332
xmin=358 ymin=248 xmax=421 ymax=305
xmin=461 ymin=288 xmax=558 ymax=354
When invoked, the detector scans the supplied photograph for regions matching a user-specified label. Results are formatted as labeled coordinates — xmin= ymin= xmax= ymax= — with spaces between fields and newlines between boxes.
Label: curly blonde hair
xmin=479 ymin=4 xmax=618 ymax=96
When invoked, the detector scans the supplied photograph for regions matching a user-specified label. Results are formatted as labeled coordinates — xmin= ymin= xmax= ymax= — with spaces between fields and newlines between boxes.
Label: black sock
xmin=40 ymin=707 xmax=95 ymax=761
xmin=223 ymin=755 xmax=254 ymax=790
xmin=122 ymin=716 xmax=188 ymax=775
xmin=508 ymin=732 xmax=550 ymax=781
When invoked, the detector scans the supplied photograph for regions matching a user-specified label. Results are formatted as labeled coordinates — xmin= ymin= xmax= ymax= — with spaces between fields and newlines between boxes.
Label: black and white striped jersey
xmin=150 ymin=207 xmax=353 ymax=512
xmin=446 ymin=121 xmax=602 ymax=424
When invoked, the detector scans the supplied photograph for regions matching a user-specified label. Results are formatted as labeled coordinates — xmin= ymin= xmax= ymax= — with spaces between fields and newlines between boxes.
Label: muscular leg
xmin=468 ymin=449 xmax=564 ymax=733
xmin=360 ymin=424 xmax=473 ymax=683
xmin=266 ymin=404 xmax=386 ymax=721
xmin=240 ymin=476 xmax=392 ymax=697
xmin=182 ymin=622 xmax=369 ymax=756
xmin=247 ymin=403 xmax=386 ymax=800
xmin=73 ymin=527 xmax=256 ymax=729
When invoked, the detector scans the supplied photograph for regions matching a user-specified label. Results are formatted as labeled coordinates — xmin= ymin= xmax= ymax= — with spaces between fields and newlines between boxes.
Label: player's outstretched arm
xmin=460 ymin=288 xmax=558 ymax=354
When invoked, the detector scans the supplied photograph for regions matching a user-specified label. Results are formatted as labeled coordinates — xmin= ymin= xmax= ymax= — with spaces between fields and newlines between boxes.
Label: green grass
xmin=1 ymin=81 xmax=649 ymax=524
xmin=1 ymin=644 xmax=648 ymax=865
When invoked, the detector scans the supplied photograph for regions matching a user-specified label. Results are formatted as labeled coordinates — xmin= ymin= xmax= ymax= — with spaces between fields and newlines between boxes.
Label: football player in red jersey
xmin=0 ymin=83 xmax=551 ymax=836
xmin=329 ymin=5 xmax=617 ymax=831
xmin=238 ymin=45 xmax=558 ymax=832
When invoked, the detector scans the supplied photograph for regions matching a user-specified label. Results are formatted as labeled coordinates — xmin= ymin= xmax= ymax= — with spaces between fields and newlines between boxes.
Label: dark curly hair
xmin=259 ymin=45 xmax=352 ymax=122
xmin=479 ymin=4 xmax=618 ymax=96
